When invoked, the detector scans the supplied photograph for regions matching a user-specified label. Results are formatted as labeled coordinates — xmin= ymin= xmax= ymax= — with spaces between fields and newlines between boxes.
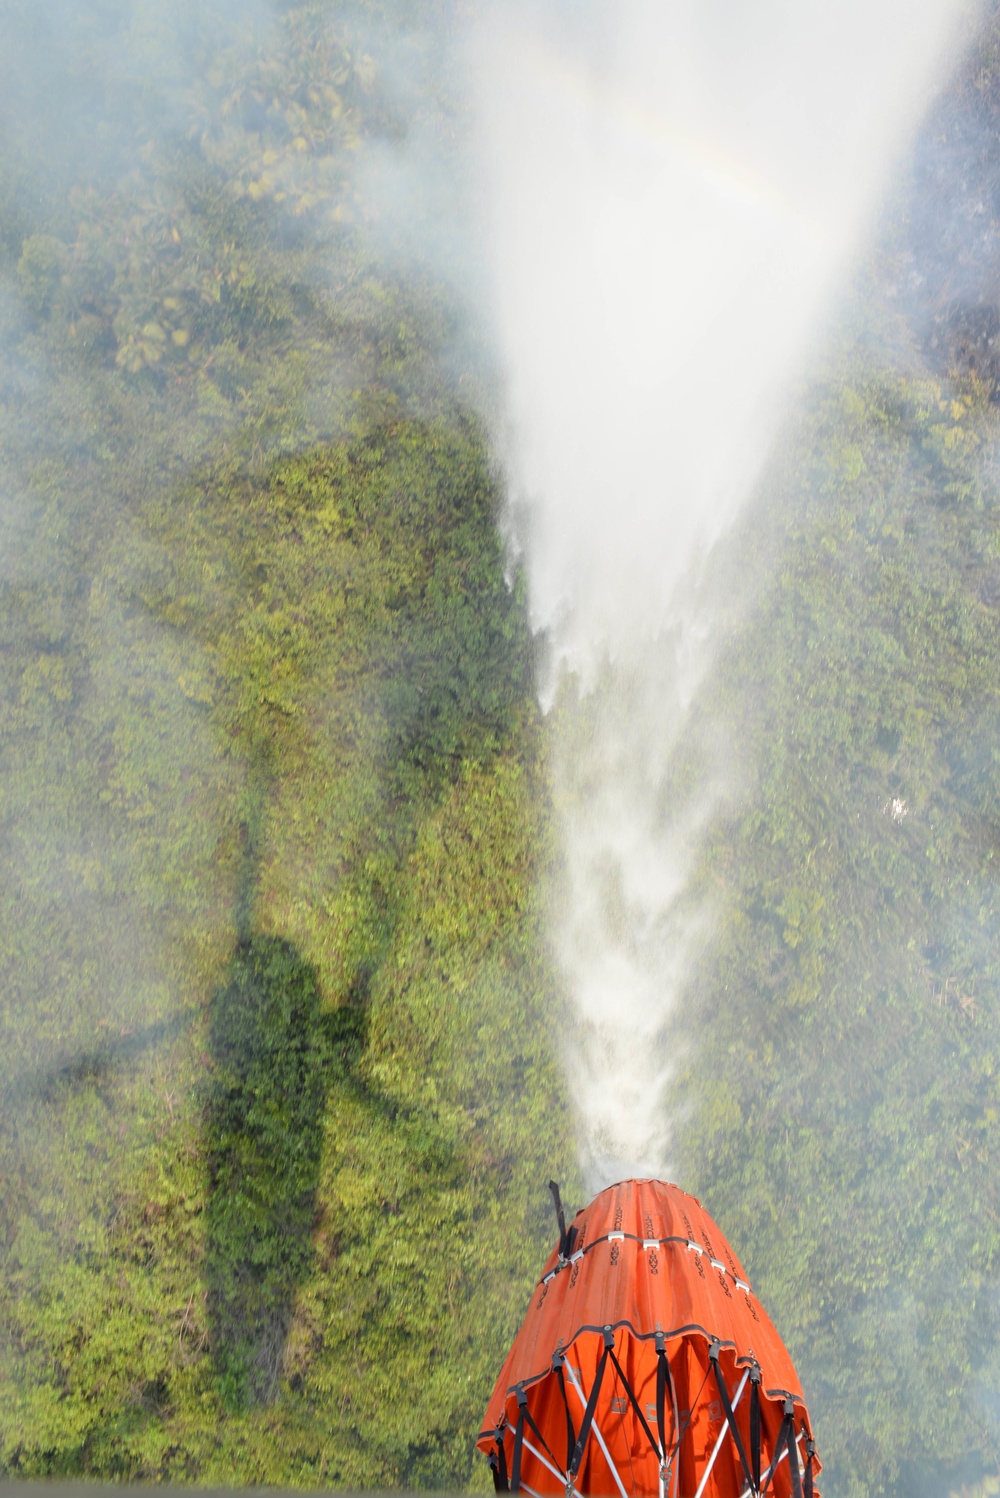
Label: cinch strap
xmin=655 ymin=1331 xmax=680 ymax=1492
xmin=607 ymin=1344 xmax=660 ymax=1459
xmin=568 ymin=1329 xmax=614 ymax=1481
xmin=554 ymin=1352 xmax=577 ymax=1472
xmin=549 ymin=1180 xmax=577 ymax=1259
xmin=493 ymin=1426 xmax=509 ymax=1493
xmin=511 ymin=1402 xmax=525 ymax=1493
xmin=749 ymin=1364 xmax=761 ymax=1494
xmin=709 ymin=1342 xmax=754 ymax=1494
xmin=786 ymin=1403 xmax=803 ymax=1498
xmin=656 ymin=1335 xmax=668 ymax=1460
xmin=514 ymin=1383 xmax=562 ymax=1482
xmin=762 ymin=1403 xmax=800 ymax=1498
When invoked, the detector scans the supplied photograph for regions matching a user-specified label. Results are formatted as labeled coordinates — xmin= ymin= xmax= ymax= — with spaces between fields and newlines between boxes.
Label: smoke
xmin=467 ymin=0 xmax=970 ymax=1185
xmin=0 ymin=0 xmax=271 ymax=1112
xmin=0 ymin=0 xmax=437 ymax=1110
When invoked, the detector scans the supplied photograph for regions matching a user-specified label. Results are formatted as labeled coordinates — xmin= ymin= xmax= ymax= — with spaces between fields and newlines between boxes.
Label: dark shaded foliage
xmin=673 ymin=366 xmax=1000 ymax=1497
xmin=905 ymin=4 xmax=1000 ymax=392
xmin=0 ymin=0 xmax=578 ymax=1485
xmin=206 ymin=937 xmax=353 ymax=1409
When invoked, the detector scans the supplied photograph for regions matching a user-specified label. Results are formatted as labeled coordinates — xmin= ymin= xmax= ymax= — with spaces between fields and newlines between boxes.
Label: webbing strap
xmin=760 ymin=1416 xmax=787 ymax=1498
xmin=787 ymin=1417 xmax=803 ymax=1498
xmin=749 ymin=1367 xmax=761 ymax=1493
xmin=548 ymin=1180 xmax=577 ymax=1259
xmin=510 ymin=1405 xmax=525 ymax=1493
xmin=804 ymin=1441 xmax=816 ymax=1498
xmin=568 ymin=1332 xmax=613 ymax=1480
xmin=709 ymin=1344 xmax=754 ymax=1494
xmin=655 ymin=1337 xmax=670 ymax=1460
xmin=493 ymin=1428 xmax=509 ymax=1492
xmin=608 ymin=1345 xmax=660 ymax=1458
xmin=517 ymin=1386 xmax=562 ymax=1477
xmin=658 ymin=1339 xmax=680 ymax=1497
xmin=762 ymin=1408 xmax=798 ymax=1498
xmin=554 ymin=1354 xmax=577 ymax=1471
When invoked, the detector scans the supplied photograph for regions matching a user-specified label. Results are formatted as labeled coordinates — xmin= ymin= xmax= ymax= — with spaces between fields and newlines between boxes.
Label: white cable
xmin=692 ymin=1369 xmax=750 ymax=1498
xmin=563 ymin=1357 xmax=630 ymax=1498
xmin=522 ymin=1435 xmax=567 ymax=1488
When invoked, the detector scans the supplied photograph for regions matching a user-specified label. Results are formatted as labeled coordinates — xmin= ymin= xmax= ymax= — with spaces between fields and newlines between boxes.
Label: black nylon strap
xmin=494 ymin=1429 xmax=509 ymax=1492
xmin=568 ymin=1334 xmax=613 ymax=1480
xmin=760 ymin=1418 xmax=786 ymax=1498
xmin=554 ymin=1354 xmax=577 ymax=1471
xmin=786 ymin=1408 xmax=803 ymax=1498
xmin=804 ymin=1442 xmax=815 ymax=1498
xmin=750 ymin=1368 xmax=761 ymax=1493
xmin=656 ymin=1341 xmax=668 ymax=1459
xmin=548 ymin=1181 xmax=577 ymax=1258
xmin=608 ymin=1345 xmax=660 ymax=1458
xmin=761 ymin=1412 xmax=795 ymax=1498
xmin=549 ymin=1180 xmax=568 ymax=1257
xmin=511 ymin=1406 xmax=525 ymax=1493
xmin=709 ymin=1344 xmax=754 ymax=1494
xmin=518 ymin=1389 xmax=561 ymax=1475
xmin=653 ymin=1333 xmax=680 ymax=1496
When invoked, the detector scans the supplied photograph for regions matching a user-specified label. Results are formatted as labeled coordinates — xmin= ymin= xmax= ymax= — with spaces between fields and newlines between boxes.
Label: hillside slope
xmin=0 ymin=2 xmax=578 ymax=1484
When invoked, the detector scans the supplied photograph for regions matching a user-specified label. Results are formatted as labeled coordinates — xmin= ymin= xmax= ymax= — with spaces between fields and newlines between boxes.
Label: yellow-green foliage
xmin=0 ymin=422 xmax=576 ymax=1484
xmin=11 ymin=4 xmax=1000 ymax=1495
xmin=952 ymin=1480 xmax=1000 ymax=1498
xmin=0 ymin=364 xmax=577 ymax=1478
xmin=0 ymin=0 xmax=577 ymax=1485
xmin=672 ymin=354 xmax=1000 ymax=1496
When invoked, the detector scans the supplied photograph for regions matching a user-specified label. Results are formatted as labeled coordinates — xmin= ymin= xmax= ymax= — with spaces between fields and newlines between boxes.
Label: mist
xmin=4 ymin=0 xmax=1000 ymax=1491
xmin=467 ymin=0 xmax=971 ymax=1184
xmin=0 ymin=4 xmax=577 ymax=1482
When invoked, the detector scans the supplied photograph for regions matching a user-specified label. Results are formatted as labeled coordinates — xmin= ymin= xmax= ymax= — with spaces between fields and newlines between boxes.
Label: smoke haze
xmin=7 ymin=1 xmax=1000 ymax=1489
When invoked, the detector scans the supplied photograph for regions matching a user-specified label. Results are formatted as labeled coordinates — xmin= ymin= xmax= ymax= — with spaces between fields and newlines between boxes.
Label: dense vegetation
xmin=669 ymin=37 xmax=1000 ymax=1496
xmin=673 ymin=357 xmax=1000 ymax=1498
xmin=0 ymin=0 xmax=578 ymax=1484
xmin=5 ymin=2 xmax=1000 ymax=1496
xmin=530 ymin=19 xmax=1000 ymax=1498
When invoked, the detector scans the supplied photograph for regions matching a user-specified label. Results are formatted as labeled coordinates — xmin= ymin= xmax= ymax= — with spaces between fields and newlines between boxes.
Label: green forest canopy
xmin=1 ymin=3 xmax=1000 ymax=1497
xmin=0 ymin=1 xmax=580 ymax=1484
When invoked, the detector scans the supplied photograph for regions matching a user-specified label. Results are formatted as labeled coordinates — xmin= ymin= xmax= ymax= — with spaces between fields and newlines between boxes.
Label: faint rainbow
xmin=518 ymin=31 xmax=831 ymax=253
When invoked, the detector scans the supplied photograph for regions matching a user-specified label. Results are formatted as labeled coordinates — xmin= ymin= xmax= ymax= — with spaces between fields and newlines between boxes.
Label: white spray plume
xmin=468 ymin=0 xmax=968 ymax=1185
